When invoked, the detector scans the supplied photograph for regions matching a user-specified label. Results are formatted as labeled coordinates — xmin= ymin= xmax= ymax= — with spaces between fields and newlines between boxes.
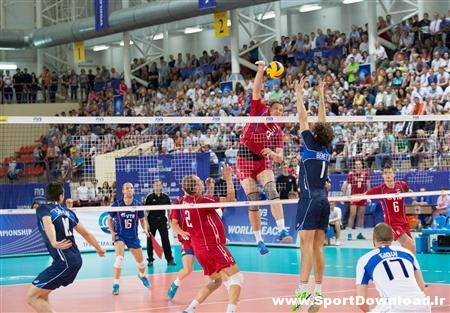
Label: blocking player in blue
xmin=356 ymin=223 xmax=430 ymax=312
xmin=26 ymin=182 xmax=105 ymax=313
xmin=107 ymin=182 xmax=151 ymax=295
xmin=292 ymin=78 xmax=335 ymax=312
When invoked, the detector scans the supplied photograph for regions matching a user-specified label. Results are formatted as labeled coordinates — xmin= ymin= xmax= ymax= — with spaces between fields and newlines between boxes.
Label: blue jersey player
xmin=107 ymin=182 xmax=151 ymax=295
xmin=292 ymin=78 xmax=335 ymax=312
xmin=26 ymin=182 xmax=105 ymax=313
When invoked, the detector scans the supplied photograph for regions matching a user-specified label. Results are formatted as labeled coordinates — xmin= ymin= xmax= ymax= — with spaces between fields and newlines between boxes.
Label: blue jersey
xmin=36 ymin=203 xmax=81 ymax=262
xmin=298 ymin=130 xmax=331 ymax=198
xmin=110 ymin=199 xmax=144 ymax=239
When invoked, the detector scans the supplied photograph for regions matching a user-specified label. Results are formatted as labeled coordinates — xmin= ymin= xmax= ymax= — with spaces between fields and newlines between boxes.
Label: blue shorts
xmin=32 ymin=258 xmax=82 ymax=290
xmin=115 ymin=234 xmax=141 ymax=249
xmin=296 ymin=196 xmax=330 ymax=232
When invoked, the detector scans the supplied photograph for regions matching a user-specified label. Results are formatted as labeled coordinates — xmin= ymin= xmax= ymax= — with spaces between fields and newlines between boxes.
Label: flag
xmin=151 ymin=233 xmax=164 ymax=259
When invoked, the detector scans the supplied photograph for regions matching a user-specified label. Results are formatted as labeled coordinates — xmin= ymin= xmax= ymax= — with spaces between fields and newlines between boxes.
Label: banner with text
xmin=115 ymin=153 xmax=210 ymax=201
xmin=95 ymin=0 xmax=109 ymax=32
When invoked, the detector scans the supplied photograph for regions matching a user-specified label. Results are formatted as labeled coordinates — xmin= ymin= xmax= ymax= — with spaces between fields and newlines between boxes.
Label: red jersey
xmin=347 ymin=171 xmax=370 ymax=194
xmin=240 ymin=98 xmax=283 ymax=156
xmin=172 ymin=195 xmax=226 ymax=248
xmin=366 ymin=181 xmax=410 ymax=226
xmin=169 ymin=201 xmax=189 ymax=244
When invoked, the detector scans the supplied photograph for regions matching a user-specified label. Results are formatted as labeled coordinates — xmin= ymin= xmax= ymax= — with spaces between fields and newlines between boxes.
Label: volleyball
xmin=265 ymin=61 xmax=284 ymax=79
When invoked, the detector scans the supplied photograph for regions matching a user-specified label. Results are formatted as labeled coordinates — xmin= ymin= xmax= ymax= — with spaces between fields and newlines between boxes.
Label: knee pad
xmin=247 ymin=192 xmax=261 ymax=211
xmin=206 ymin=278 xmax=222 ymax=292
xmin=228 ymin=272 xmax=244 ymax=287
xmin=114 ymin=256 xmax=124 ymax=269
xmin=136 ymin=261 xmax=146 ymax=270
xmin=264 ymin=181 xmax=279 ymax=200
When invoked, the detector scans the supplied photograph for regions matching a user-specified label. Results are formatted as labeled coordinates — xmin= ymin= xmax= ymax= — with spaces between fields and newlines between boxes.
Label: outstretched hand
xmin=255 ymin=60 xmax=266 ymax=72
xmin=317 ymin=80 xmax=325 ymax=97
xmin=294 ymin=76 xmax=307 ymax=96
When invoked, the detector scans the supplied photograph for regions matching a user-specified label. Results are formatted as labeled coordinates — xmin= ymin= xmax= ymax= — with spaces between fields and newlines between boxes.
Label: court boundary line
xmin=1 ymin=270 xmax=450 ymax=287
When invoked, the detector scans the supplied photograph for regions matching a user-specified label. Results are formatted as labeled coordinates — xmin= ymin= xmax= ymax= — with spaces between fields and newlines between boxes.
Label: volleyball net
xmin=1 ymin=114 xmax=448 ymax=212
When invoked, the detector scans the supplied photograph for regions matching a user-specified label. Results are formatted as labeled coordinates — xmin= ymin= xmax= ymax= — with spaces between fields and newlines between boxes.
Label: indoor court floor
xmin=1 ymin=245 xmax=449 ymax=312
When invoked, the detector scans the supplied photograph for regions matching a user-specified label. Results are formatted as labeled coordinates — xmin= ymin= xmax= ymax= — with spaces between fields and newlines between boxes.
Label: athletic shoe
xmin=112 ymin=283 xmax=119 ymax=295
xmin=167 ymin=281 xmax=179 ymax=300
xmin=335 ymin=240 xmax=341 ymax=246
xmin=291 ymin=290 xmax=311 ymax=311
xmin=257 ymin=241 xmax=269 ymax=255
xmin=357 ymin=233 xmax=366 ymax=240
xmin=308 ymin=292 xmax=323 ymax=313
xmin=347 ymin=233 xmax=353 ymax=240
xmin=167 ymin=260 xmax=177 ymax=266
xmin=278 ymin=229 xmax=293 ymax=243
xmin=139 ymin=275 xmax=151 ymax=288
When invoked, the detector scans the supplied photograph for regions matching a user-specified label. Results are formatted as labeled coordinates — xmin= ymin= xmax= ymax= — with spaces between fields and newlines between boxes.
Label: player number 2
xmin=393 ymin=201 xmax=399 ymax=213
xmin=124 ymin=219 xmax=132 ymax=229
xmin=184 ymin=211 xmax=193 ymax=228
xmin=382 ymin=258 xmax=409 ymax=280
xmin=62 ymin=217 xmax=72 ymax=236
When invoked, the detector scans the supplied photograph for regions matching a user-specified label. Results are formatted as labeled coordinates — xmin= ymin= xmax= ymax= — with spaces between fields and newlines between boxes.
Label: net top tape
xmin=1 ymin=115 xmax=450 ymax=124
xmin=2 ymin=190 xmax=448 ymax=215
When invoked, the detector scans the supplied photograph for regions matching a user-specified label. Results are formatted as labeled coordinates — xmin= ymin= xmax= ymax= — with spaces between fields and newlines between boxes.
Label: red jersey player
xmin=168 ymin=204 xmax=195 ymax=300
xmin=171 ymin=165 xmax=242 ymax=313
xmin=236 ymin=60 xmax=292 ymax=256
xmin=366 ymin=163 xmax=415 ymax=254
xmin=342 ymin=160 xmax=371 ymax=240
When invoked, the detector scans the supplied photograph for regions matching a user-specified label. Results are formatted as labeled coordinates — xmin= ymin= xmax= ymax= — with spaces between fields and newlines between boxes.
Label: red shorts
xmin=351 ymin=200 xmax=366 ymax=207
xmin=391 ymin=224 xmax=412 ymax=241
xmin=181 ymin=240 xmax=194 ymax=256
xmin=194 ymin=244 xmax=236 ymax=276
xmin=236 ymin=156 xmax=271 ymax=181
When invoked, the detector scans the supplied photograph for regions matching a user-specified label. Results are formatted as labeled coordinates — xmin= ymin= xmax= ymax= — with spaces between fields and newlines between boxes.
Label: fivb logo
xmin=98 ymin=212 xmax=111 ymax=234
xmin=154 ymin=117 xmax=164 ymax=122
xmin=95 ymin=117 xmax=105 ymax=123
xmin=32 ymin=117 xmax=43 ymax=123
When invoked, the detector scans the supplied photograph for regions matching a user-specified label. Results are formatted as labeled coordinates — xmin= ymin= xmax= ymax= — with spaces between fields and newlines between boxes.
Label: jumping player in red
xmin=172 ymin=165 xmax=242 ymax=313
xmin=366 ymin=163 xmax=415 ymax=254
xmin=236 ymin=60 xmax=292 ymax=256
xmin=342 ymin=159 xmax=371 ymax=240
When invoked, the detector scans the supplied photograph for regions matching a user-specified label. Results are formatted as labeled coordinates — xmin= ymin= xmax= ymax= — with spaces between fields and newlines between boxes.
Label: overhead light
xmin=299 ymin=4 xmax=322 ymax=12
xmin=184 ymin=27 xmax=202 ymax=34
xmin=0 ymin=47 xmax=18 ymax=51
xmin=0 ymin=63 xmax=17 ymax=70
xmin=257 ymin=11 xmax=275 ymax=20
xmin=119 ymin=40 xmax=134 ymax=46
xmin=92 ymin=45 xmax=109 ymax=51
xmin=153 ymin=33 xmax=164 ymax=40
xmin=227 ymin=19 xmax=231 ymax=27
xmin=343 ymin=0 xmax=364 ymax=4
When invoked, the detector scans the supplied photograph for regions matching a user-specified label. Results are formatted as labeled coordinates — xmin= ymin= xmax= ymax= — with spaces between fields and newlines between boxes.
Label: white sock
xmin=314 ymin=283 xmax=322 ymax=294
xmin=113 ymin=279 xmax=119 ymax=285
xmin=254 ymin=230 xmax=263 ymax=242
xmin=226 ymin=304 xmax=237 ymax=313
xmin=185 ymin=299 xmax=199 ymax=313
xmin=174 ymin=278 xmax=181 ymax=286
xmin=276 ymin=219 xmax=285 ymax=231
xmin=297 ymin=281 xmax=308 ymax=293
xmin=138 ymin=272 xmax=145 ymax=278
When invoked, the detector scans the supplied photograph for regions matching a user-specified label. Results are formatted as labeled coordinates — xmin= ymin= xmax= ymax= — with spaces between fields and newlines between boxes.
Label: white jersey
xmin=356 ymin=245 xmax=430 ymax=312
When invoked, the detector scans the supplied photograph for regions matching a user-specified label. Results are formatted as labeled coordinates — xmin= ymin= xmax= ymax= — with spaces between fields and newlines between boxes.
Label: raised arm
xmin=253 ymin=61 xmax=266 ymax=100
xmin=220 ymin=164 xmax=236 ymax=203
xmin=294 ymin=77 xmax=309 ymax=132
xmin=317 ymin=81 xmax=326 ymax=123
